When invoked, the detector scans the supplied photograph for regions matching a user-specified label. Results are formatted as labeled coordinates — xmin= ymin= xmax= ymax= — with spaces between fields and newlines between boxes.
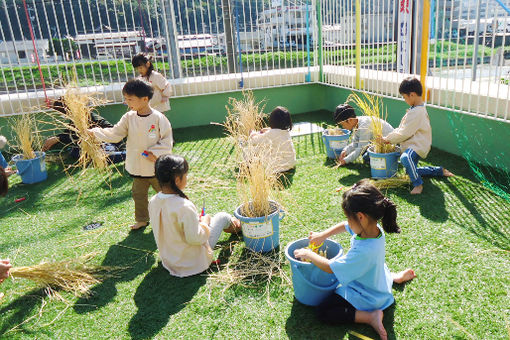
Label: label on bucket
xmin=370 ymin=157 xmax=387 ymax=170
xmin=241 ymin=221 xmax=274 ymax=239
xmin=329 ymin=140 xmax=347 ymax=150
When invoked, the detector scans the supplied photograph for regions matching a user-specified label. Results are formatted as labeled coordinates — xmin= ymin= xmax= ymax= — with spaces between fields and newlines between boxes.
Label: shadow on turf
xmin=73 ymin=229 xmax=157 ymax=314
xmin=285 ymin=299 xmax=398 ymax=340
xmin=127 ymin=264 xmax=207 ymax=340
xmin=0 ymin=289 xmax=50 ymax=337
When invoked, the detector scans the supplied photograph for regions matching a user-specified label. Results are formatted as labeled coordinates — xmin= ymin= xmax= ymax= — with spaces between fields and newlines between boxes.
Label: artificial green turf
xmin=0 ymin=111 xmax=509 ymax=339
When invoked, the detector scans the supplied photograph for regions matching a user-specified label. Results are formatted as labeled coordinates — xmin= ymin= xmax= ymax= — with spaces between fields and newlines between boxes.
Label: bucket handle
xmin=291 ymin=263 xmax=339 ymax=291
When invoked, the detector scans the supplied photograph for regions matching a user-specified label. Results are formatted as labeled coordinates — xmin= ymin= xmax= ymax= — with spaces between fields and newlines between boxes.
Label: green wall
xmin=96 ymin=83 xmax=326 ymax=129
xmin=1 ymin=83 xmax=508 ymax=170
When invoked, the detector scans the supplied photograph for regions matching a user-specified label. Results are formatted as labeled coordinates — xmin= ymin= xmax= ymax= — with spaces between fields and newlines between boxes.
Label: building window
xmin=18 ymin=51 xmax=26 ymax=59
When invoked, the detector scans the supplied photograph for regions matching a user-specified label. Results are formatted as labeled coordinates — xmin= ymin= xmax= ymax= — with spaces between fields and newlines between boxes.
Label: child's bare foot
xmin=367 ymin=310 xmax=387 ymax=340
xmin=410 ymin=185 xmax=423 ymax=195
xmin=224 ymin=218 xmax=242 ymax=234
xmin=392 ymin=268 xmax=416 ymax=284
xmin=130 ymin=222 xmax=148 ymax=230
xmin=443 ymin=168 xmax=454 ymax=177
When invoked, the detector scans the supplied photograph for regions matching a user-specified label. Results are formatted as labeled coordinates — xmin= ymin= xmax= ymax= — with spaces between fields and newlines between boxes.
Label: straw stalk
xmin=12 ymin=113 xmax=41 ymax=159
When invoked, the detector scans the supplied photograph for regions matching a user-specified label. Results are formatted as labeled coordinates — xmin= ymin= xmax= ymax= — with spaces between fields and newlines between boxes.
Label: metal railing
xmin=1 ymin=0 xmax=510 ymax=121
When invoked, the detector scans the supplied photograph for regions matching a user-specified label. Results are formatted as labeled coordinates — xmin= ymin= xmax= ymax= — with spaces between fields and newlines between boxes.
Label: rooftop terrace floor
xmin=0 ymin=111 xmax=508 ymax=339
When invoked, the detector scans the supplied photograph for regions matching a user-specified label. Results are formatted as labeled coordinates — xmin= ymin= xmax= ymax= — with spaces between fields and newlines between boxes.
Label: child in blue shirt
xmin=294 ymin=180 xmax=416 ymax=340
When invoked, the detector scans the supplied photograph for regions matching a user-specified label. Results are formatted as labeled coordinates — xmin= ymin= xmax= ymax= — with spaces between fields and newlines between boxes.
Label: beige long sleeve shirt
xmin=91 ymin=109 xmax=173 ymax=177
xmin=384 ymin=105 xmax=432 ymax=158
xmin=139 ymin=71 xmax=172 ymax=112
xmin=248 ymin=128 xmax=297 ymax=173
xmin=149 ymin=193 xmax=213 ymax=277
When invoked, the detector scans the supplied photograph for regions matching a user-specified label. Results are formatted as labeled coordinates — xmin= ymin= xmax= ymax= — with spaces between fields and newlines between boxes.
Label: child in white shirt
xmin=132 ymin=53 xmax=172 ymax=113
xmin=89 ymin=79 xmax=173 ymax=230
xmin=381 ymin=77 xmax=453 ymax=194
xmin=249 ymin=106 xmax=296 ymax=174
xmin=149 ymin=154 xmax=241 ymax=277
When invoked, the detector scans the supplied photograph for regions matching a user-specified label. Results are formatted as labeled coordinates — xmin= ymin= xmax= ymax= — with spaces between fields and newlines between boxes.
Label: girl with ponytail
xmin=294 ymin=179 xmax=415 ymax=340
xmin=148 ymin=154 xmax=241 ymax=277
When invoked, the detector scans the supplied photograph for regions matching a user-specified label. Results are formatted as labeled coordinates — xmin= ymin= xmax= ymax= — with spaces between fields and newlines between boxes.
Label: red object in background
xmin=15 ymin=197 xmax=26 ymax=203
xmin=212 ymin=259 xmax=221 ymax=265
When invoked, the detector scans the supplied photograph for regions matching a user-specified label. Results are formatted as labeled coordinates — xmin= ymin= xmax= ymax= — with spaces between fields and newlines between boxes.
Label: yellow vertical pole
xmin=420 ymin=0 xmax=431 ymax=100
xmin=355 ymin=0 xmax=361 ymax=89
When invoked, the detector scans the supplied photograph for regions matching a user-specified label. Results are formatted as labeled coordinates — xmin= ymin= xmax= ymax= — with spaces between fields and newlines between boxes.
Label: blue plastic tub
xmin=285 ymin=238 xmax=343 ymax=306
xmin=321 ymin=129 xmax=351 ymax=159
xmin=234 ymin=201 xmax=284 ymax=253
xmin=367 ymin=147 xmax=400 ymax=179
xmin=11 ymin=151 xmax=47 ymax=184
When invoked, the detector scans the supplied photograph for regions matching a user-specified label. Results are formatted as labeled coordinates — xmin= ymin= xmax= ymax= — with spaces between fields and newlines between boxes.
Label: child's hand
xmin=294 ymin=248 xmax=313 ymax=261
xmin=0 ymin=259 xmax=12 ymax=283
xmin=144 ymin=151 xmax=157 ymax=162
xmin=376 ymin=136 xmax=389 ymax=145
xmin=260 ymin=127 xmax=270 ymax=133
xmin=200 ymin=214 xmax=211 ymax=225
xmin=86 ymin=129 xmax=96 ymax=139
xmin=309 ymin=231 xmax=327 ymax=247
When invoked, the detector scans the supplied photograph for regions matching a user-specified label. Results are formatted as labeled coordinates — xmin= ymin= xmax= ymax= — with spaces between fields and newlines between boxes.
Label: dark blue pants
xmin=400 ymin=148 xmax=443 ymax=187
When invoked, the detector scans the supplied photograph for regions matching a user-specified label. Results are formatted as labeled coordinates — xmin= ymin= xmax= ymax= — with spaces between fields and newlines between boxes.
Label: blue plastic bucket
xmin=285 ymin=238 xmax=343 ymax=306
xmin=367 ymin=147 xmax=400 ymax=179
xmin=234 ymin=201 xmax=284 ymax=253
xmin=11 ymin=151 xmax=47 ymax=184
xmin=321 ymin=129 xmax=351 ymax=159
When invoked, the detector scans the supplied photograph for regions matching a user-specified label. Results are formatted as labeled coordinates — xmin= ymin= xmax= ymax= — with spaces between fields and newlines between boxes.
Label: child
xmin=0 ymin=135 xmax=15 ymax=177
xmin=0 ymin=258 xmax=11 ymax=299
xmin=381 ymin=77 xmax=453 ymax=194
xmin=149 ymin=154 xmax=241 ymax=277
xmin=294 ymin=180 xmax=416 ymax=340
xmin=334 ymin=104 xmax=394 ymax=166
xmin=248 ymin=106 xmax=296 ymax=174
xmin=0 ymin=166 xmax=8 ymax=196
xmin=132 ymin=53 xmax=172 ymax=113
xmin=43 ymin=98 xmax=125 ymax=163
xmin=89 ymin=79 xmax=173 ymax=230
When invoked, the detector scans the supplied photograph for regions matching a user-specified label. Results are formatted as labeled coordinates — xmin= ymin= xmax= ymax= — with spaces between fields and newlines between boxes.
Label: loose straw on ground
xmin=9 ymin=254 xmax=115 ymax=297
xmin=347 ymin=92 xmax=395 ymax=154
xmin=11 ymin=113 xmax=41 ymax=159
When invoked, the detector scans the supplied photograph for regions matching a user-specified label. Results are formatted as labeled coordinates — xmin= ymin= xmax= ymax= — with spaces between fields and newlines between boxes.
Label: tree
xmin=48 ymin=38 xmax=78 ymax=57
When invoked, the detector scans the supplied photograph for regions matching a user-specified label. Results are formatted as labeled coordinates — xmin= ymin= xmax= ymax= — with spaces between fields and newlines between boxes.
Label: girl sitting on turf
xmin=132 ymin=53 xmax=172 ymax=113
xmin=294 ymin=180 xmax=416 ymax=340
xmin=148 ymin=154 xmax=241 ymax=277
xmin=248 ymin=106 xmax=296 ymax=175
xmin=0 ymin=136 xmax=15 ymax=177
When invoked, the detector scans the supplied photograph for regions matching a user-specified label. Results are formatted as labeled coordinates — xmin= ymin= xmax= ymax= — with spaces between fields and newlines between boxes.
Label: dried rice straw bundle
xmin=369 ymin=176 xmax=410 ymax=190
xmin=11 ymin=113 xmax=41 ymax=160
xmin=237 ymin=144 xmax=282 ymax=217
xmin=59 ymin=87 xmax=109 ymax=172
xmin=9 ymin=254 xmax=113 ymax=297
xmin=347 ymin=92 xmax=395 ymax=154
xmin=223 ymin=90 xmax=266 ymax=143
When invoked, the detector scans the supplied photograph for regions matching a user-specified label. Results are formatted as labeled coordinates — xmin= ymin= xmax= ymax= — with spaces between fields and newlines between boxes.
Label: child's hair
xmin=342 ymin=179 xmax=400 ymax=233
xmin=155 ymin=154 xmax=189 ymax=200
xmin=269 ymin=106 xmax=293 ymax=130
xmin=131 ymin=53 xmax=154 ymax=78
xmin=333 ymin=104 xmax=356 ymax=124
xmin=0 ymin=167 xmax=8 ymax=197
xmin=399 ymin=77 xmax=423 ymax=96
xmin=50 ymin=97 xmax=67 ymax=115
xmin=122 ymin=79 xmax=154 ymax=100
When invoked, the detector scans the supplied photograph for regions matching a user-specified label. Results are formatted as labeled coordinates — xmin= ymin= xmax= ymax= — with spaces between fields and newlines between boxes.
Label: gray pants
xmin=208 ymin=212 xmax=234 ymax=248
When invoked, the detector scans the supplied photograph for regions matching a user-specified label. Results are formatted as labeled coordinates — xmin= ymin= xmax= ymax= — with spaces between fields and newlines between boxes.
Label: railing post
xmin=222 ymin=0 xmax=236 ymax=74
xmin=164 ymin=0 xmax=182 ymax=79
xmin=472 ymin=0 xmax=482 ymax=81
xmin=355 ymin=0 xmax=361 ymax=89
xmin=316 ymin=0 xmax=323 ymax=82
xmin=420 ymin=0 xmax=431 ymax=100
